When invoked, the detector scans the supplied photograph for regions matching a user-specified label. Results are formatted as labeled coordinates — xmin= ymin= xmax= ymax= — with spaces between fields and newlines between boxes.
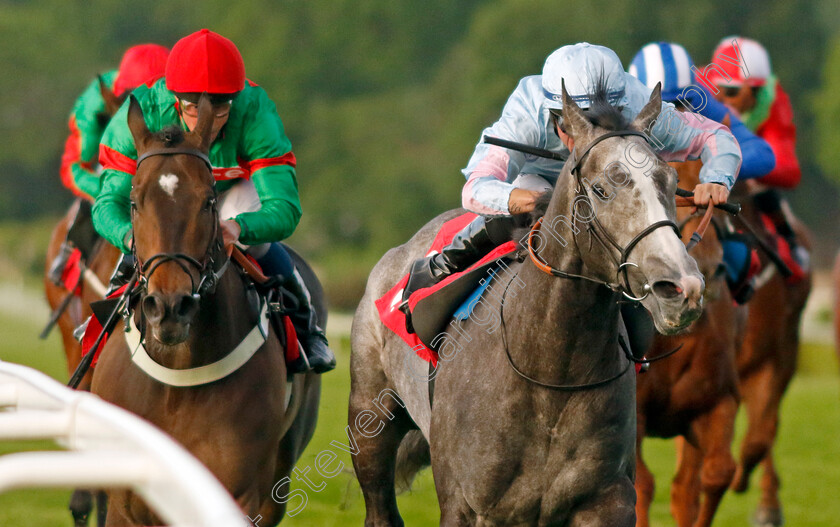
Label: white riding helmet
xmin=542 ymin=42 xmax=629 ymax=110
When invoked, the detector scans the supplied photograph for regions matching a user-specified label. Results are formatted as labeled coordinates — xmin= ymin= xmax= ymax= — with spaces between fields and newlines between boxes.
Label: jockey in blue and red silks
xmin=401 ymin=42 xmax=743 ymax=307
xmin=49 ymin=44 xmax=170 ymax=284
xmin=705 ymin=36 xmax=808 ymax=282
xmin=628 ymin=41 xmax=777 ymax=302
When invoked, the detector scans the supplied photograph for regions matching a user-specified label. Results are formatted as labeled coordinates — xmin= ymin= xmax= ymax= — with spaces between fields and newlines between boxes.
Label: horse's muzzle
xmin=142 ymin=292 xmax=201 ymax=345
xmin=648 ymin=274 xmax=704 ymax=333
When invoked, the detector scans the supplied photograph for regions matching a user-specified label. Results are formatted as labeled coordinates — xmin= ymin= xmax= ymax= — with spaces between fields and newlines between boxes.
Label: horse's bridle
xmin=527 ymin=130 xmax=680 ymax=301
xmin=131 ymin=147 xmax=230 ymax=299
xmin=503 ymin=130 xmax=692 ymax=390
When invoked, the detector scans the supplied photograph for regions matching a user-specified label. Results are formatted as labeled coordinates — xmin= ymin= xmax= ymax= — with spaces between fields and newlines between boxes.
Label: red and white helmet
xmin=165 ymin=29 xmax=246 ymax=98
xmin=707 ymin=36 xmax=771 ymax=88
xmin=113 ymin=43 xmax=169 ymax=97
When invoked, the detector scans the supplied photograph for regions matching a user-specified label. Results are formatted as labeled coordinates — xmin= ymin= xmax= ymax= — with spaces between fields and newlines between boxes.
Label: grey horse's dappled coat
xmin=350 ymin=82 xmax=704 ymax=526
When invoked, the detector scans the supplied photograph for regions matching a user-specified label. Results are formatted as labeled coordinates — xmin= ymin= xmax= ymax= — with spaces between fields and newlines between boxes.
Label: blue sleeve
xmin=725 ymin=116 xmax=775 ymax=179
xmin=688 ymin=87 xmax=775 ymax=180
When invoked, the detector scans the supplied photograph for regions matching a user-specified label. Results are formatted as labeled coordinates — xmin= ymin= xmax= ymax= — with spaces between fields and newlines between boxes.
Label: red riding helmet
xmin=113 ymin=43 xmax=170 ymax=97
xmin=165 ymin=29 xmax=246 ymax=97
xmin=707 ymin=36 xmax=771 ymax=88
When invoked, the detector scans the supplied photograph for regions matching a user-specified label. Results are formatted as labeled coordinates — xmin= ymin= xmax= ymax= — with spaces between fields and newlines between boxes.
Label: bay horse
xmin=44 ymin=78 xmax=125 ymax=389
xmin=728 ymin=184 xmax=812 ymax=527
xmin=634 ymin=158 xmax=746 ymax=527
xmin=350 ymin=83 xmax=705 ymax=526
xmin=90 ymin=95 xmax=321 ymax=526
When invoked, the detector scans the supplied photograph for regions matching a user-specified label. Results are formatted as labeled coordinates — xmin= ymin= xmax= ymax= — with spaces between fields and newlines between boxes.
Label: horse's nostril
xmin=652 ymin=280 xmax=683 ymax=299
xmin=142 ymin=294 xmax=165 ymax=322
xmin=175 ymin=294 xmax=200 ymax=321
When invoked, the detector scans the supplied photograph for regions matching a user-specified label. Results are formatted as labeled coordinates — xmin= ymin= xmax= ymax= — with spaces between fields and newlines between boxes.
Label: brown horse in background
xmin=43 ymin=78 xmax=124 ymax=389
xmin=729 ymin=184 xmax=812 ymax=527
xmin=635 ymin=159 xmax=746 ymax=527
xmin=44 ymin=216 xmax=119 ymax=382
xmin=91 ymin=95 xmax=321 ymax=526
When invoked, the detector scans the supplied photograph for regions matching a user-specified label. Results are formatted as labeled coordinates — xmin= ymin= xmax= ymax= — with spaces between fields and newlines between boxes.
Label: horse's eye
xmin=592 ymin=184 xmax=607 ymax=197
xmin=203 ymin=197 xmax=216 ymax=211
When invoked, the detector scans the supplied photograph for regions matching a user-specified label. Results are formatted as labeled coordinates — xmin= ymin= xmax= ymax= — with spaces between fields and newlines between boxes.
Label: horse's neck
xmin=504 ymin=179 xmax=621 ymax=380
xmin=144 ymin=267 xmax=253 ymax=369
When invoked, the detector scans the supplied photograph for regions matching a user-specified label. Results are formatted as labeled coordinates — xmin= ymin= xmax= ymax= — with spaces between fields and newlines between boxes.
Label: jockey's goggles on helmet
xmin=178 ymin=98 xmax=233 ymax=119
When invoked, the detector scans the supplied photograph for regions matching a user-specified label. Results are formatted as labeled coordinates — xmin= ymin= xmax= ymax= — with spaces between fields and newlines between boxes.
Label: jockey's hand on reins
xmin=674 ymin=190 xmax=740 ymax=251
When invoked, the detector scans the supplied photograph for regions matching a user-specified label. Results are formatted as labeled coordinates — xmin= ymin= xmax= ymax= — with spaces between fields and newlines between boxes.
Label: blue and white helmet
xmin=628 ymin=42 xmax=695 ymax=102
xmin=542 ymin=42 xmax=629 ymax=110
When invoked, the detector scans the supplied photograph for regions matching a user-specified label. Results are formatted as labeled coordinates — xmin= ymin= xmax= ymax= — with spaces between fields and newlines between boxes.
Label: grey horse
xmin=349 ymin=83 xmax=705 ymax=526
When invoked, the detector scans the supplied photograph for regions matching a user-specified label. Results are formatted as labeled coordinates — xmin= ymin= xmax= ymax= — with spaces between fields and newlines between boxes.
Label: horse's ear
xmin=127 ymin=95 xmax=152 ymax=155
xmin=98 ymin=75 xmax=122 ymax=117
xmin=191 ymin=93 xmax=215 ymax=152
xmin=560 ymin=80 xmax=593 ymax=142
xmin=630 ymin=82 xmax=663 ymax=134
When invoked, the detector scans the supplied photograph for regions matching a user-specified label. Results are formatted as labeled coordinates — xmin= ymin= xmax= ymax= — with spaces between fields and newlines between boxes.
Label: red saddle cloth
xmin=60 ymin=249 xmax=84 ymax=295
xmin=375 ymin=213 xmax=517 ymax=366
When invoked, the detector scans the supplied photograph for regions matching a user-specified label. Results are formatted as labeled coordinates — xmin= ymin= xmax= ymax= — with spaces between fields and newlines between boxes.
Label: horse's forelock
xmin=153 ymin=125 xmax=187 ymax=148
xmin=582 ymin=74 xmax=630 ymax=132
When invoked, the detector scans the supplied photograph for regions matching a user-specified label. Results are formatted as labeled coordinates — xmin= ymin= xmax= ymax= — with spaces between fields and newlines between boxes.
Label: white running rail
xmin=0 ymin=360 xmax=249 ymax=527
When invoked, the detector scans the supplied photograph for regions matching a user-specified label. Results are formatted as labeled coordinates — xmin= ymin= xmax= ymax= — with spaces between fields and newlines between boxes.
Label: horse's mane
xmin=153 ymin=125 xmax=187 ymax=148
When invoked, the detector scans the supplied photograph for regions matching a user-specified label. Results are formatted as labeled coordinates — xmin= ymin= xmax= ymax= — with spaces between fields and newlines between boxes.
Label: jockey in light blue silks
xmin=402 ymin=43 xmax=743 ymax=305
xmin=629 ymin=41 xmax=777 ymax=302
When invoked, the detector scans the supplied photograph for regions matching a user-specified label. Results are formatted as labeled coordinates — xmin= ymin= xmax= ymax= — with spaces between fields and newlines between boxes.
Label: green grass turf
xmin=1 ymin=308 xmax=838 ymax=526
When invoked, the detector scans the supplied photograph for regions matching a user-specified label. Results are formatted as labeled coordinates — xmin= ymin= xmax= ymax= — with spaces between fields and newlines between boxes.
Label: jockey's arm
xmin=93 ymin=167 xmax=133 ymax=253
xmin=461 ymin=79 xmax=542 ymax=216
xmin=754 ymin=88 xmax=801 ymax=188
xmin=725 ymin=114 xmax=775 ymax=180
xmin=683 ymin=87 xmax=775 ymax=180
xmin=461 ymin=145 xmax=523 ymax=215
xmin=93 ymin=99 xmax=136 ymax=253
xmin=233 ymin=87 xmax=301 ymax=245
xmin=651 ymin=103 xmax=742 ymax=205
xmin=60 ymin=72 xmax=117 ymax=201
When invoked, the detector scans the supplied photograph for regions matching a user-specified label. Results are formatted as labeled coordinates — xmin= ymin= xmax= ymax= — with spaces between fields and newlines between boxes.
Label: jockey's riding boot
xmin=402 ymin=215 xmax=510 ymax=305
xmin=284 ymin=270 xmax=336 ymax=374
xmin=48 ymin=241 xmax=76 ymax=286
xmin=255 ymin=243 xmax=335 ymax=374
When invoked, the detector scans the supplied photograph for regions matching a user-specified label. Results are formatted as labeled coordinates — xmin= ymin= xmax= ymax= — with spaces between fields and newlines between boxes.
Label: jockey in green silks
xmin=93 ymin=29 xmax=334 ymax=374
xmin=49 ymin=44 xmax=169 ymax=284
